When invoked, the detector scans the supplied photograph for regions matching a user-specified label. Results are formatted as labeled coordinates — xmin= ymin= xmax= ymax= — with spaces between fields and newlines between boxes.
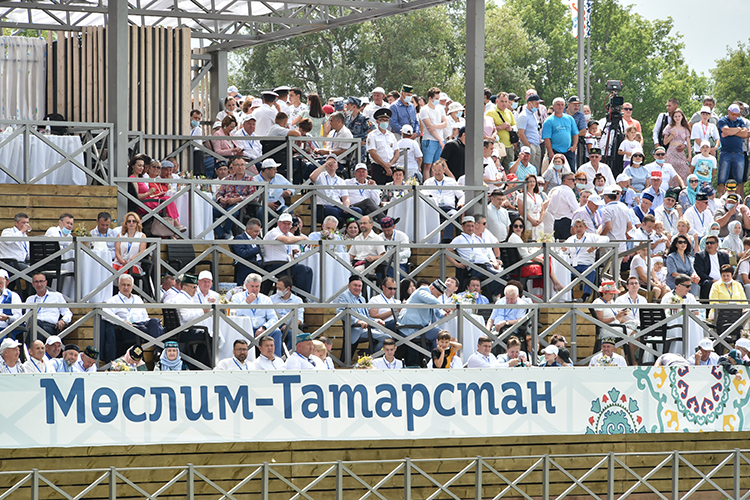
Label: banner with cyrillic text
xmin=1 ymin=366 xmax=748 ymax=449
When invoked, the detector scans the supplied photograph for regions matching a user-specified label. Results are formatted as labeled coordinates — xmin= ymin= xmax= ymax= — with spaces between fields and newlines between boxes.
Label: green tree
xmin=711 ymin=40 xmax=750 ymax=112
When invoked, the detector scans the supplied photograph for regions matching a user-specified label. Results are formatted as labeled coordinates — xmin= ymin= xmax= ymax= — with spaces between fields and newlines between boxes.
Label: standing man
xmin=440 ymin=127 xmax=466 ymax=179
xmin=653 ymin=98 xmax=678 ymax=149
xmin=389 ymin=84 xmax=420 ymax=140
xmin=547 ymin=172 xmax=579 ymax=240
xmin=486 ymin=92 xmax=518 ymax=171
xmin=572 ymin=193 xmax=605 ymax=234
xmin=420 ymin=87 xmax=448 ymax=180
xmin=288 ymin=87 xmax=308 ymax=128
xmin=486 ymin=189 xmax=511 ymax=242
xmin=542 ymin=97 xmax=579 ymax=169
xmin=717 ymin=103 xmax=750 ymax=197
xmin=566 ymin=96 xmax=588 ymax=168
xmin=598 ymin=189 xmax=632 ymax=254
xmin=563 ymin=219 xmax=599 ymax=302
xmin=516 ymin=94 xmax=543 ymax=169
xmin=344 ymin=96 xmax=373 ymax=161
xmin=363 ymin=86 xmax=388 ymax=125
xmin=252 ymin=90 xmax=279 ymax=136
xmin=367 ymin=108 xmax=399 ymax=185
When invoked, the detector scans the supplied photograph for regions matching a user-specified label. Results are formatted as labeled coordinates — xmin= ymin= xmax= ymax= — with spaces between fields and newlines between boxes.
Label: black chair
xmin=712 ymin=307 xmax=745 ymax=355
xmin=29 ymin=241 xmax=75 ymax=294
xmin=636 ymin=308 xmax=682 ymax=365
xmin=162 ymin=308 xmax=212 ymax=369
xmin=167 ymin=244 xmax=212 ymax=275
xmin=131 ymin=259 xmax=154 ymax=301
xmin=500 ymin=246 xmax=540 ymax=292
xmin=395 ymin=323 xmax=430 ymax=368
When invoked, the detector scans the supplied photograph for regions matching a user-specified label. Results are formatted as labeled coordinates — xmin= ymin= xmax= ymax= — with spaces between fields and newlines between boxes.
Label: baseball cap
xmin=380 ymin=216 xmax=396 ymax=228
xmin=700 ymin=106 xmax=712 ymax=114
xmin=567 ymin=95 xmax=582 ymax=104
xmin=650 ymin=170 xmax=662 ymax=179
xmin=527 ymin=94 xmax=541 ymax=102
xmin=520 ymin=145 xmax=531 ymax=154
xmin=508 ymin=93 xmax=520 ymax=102
xmin=728 ymin=104 xmax=742 ymax=114
xmin=0 ymin=269 xmax=8 ymax=279
xmin=46 ymin=335 xmax=62 ymax=346
xmin=736 ymin=338 xmax=750 ymax=351
xmin=616 ymin=173 xmax=631 ymax=183
xmin=260 ymin=158 xmax=281 ymax=169
xmin=354 ymin=163 xmax=368 ymax=171
xmin=588 ymin=194 xmax=605 ymax=206
xmin=279 ymin=213 xmax=294 ymax=223
xmin=227 ymin=85 xmax=239 ymax=94
xmin=198 ymin=271 xmax=213 ymax=281
xmin=401 ymin=124 xmax=414 ymax=135
xmin=542 ymin=345 xmax=559 ymax=356
xmin=322 ymin=104 xmax=335 ymax=114
xmin=462 ymin=215 xmax=475 ymax=223
xmin=698 ymin=338 xmax=714 ymax=351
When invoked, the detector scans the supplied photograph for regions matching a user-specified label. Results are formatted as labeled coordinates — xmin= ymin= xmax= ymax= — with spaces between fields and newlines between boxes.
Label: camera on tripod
xmin=605 ymin=80 xmax=624 ymax=118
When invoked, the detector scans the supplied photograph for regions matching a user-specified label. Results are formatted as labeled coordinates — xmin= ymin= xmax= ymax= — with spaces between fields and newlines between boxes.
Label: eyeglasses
xmin=126 ymin=220 xmax=137 ymax=223
xmin=676 ymin=241 xmax=688 ymax=245
xmin=677 ymin=283 xmax=690 ymax=288
xmin=623 ymin=107 xmax=633 ymax=111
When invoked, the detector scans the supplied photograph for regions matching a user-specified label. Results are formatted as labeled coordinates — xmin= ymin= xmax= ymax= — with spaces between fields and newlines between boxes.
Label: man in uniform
xmin=344 ymin=96 xmax=373 ymax=161
xmin=367 ymin=107 xmax=399 ymax=185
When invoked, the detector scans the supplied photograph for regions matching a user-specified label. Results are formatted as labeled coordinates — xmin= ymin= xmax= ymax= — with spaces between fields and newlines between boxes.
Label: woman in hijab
xmin=721 ymin=220 xmax=744 ymax=256
xmin=698 ymin=221 xmax=721 ymax=252
xmin=154 ymin=341 xmax=188 ymax=371
xmin=679 ymin=174 xmax=700 ymax=211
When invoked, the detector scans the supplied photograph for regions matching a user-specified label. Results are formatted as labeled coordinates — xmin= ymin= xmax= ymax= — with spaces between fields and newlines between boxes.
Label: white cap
xmin=0 ymin=338 xmax=19 ymax=354
xmin=700 ymin=140 xmax=711 ymax=148
xmin=700 ymin=105 xmax=712 ymax=114
xmin=588 ymin=194 xmax=605 ymax=206
xmin=354 ymin=163 xmax=368 ymax=171
xmin=260 ymin=158 xmax=281 ymax=169
xmin=520 ymin=145 xmax=531 ymax=154
xmin=401 ymin=124 xmax=413 ymax=134
xmin=227 ymin=85 xmax=239 ymax=94
xmin=278 ymin=213 xmax=294 ymax=223
xmin=698 ymin=338 xmax=714 ymax=351
xmin=543 ymin=345 xmax=559 ymax=356
xmin=736 ymin=338 xmax=750 ymax=350
xmin=0 ymin=269 xmax=8 ymax=279
xmin=45 ymin=335 xmax=62 ymax=346
xmin=439 ymin=92 xmax=449 ymax=101
xmin=616 ymin=173 xmax=632 ymax=183
xmin=728 ymin=104 xmax=742 ymax=114
xmin=261 ymin=90 xmax=279 ymax=98
xmin=198 ymin=271 xmax=213 ymax=281
xmin=372 ymin=87 xmax=385 ymax=95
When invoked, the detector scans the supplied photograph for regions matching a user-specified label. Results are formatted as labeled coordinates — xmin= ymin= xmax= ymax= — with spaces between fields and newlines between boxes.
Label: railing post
xmin=320 ymin=242 xmax=326 ymax=303
xmin=531 ymin=308 xmax=539 ymax=366
xmin=189 ymin=183 xmax=196 ymax=239
xmin=672 ymin=451 xmax=679 ymax=500
xmin=413 ymin=186 xmax=419 ymax=244
xmin=404 ymin=457 xmax=411 ymax=500
xmin=186 ymin=463 xmax=195 ymax=500
xmin=543 ymin=243 xmax=550 ymax=302
xmin=336 ymin=460 xmax=343 ymax=500
xmin=74 ymin=238 xmax=82 ymax=302
xmin=542 ymin=454 xmax=549 ymax=500
xmin=155 ymin=239 xmax=162 ymax=302
xmin=344 ymin=309 xmax=352 ymax=367
xmin=311 ymin=191 xmax=318 ymax=232
xmin=457 ymin=305 xmax=464 ymax=352
xmin=212 ymin=304 xmax=221 ymax=367
xmin=608 ymin=452 xmax=614 ymax=500
xmin=475 ymin=456 xmax=482 ymax=500
xmin=734 ymin=448 xmax=740 ymax=500
xmin=109 ymin=466 xmax=117 ymax=500
xmin=570 ymin=309 xmax=577 ymax=364
xmin=681 ymin=303 xmax=689 ymax=358
xmin=31 ymin=468 xmax=39 ymax=500
xmin=262 ymin=461 xmax=269 ymax=500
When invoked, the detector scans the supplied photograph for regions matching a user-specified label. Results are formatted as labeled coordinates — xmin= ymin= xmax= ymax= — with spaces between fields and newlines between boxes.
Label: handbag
xmin=150 ymin=217 xmax=178 ymax=238
xmin=498 ymin=111 xmax=519 ymax=144
xmin=520 ymin=263 xmax=543 ymax=277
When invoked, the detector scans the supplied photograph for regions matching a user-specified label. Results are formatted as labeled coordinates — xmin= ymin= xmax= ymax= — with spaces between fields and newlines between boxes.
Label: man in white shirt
xmin=645 ymin=146 xmax=684 ymax=189
xmin=473 ymin=214 xmax=501 ymax=264
xmin=167 ymin=274 xmax=212 ymax=366
xmin=231 ymin=273 xmax=283 ymax=358
xmin=288 ymin=87 xmax=308 ymax=129
xmin=589 ymin=335 xmax=628 ymax=367
xmin=0 ymin=338 xmax=25 ymax=373
xmin=447 ymin=216 xmax=502 ymax=297
xmin=486 ymin=189 xmax=510 ymax=241
xmin=196 ymin=270 xmax=220 ymax=305
xmin=72 ymin=345 xmax=99 ymax=373
xmin=253 ymin=158 xmax=295 ymax=221
xmin=271 ymin=275 xmax=304 ymax=352
xmin=0 ymin=269 xmax=22 ymax=334
xmin=232 ymin=115 xmax=262 ymax=162
xmin=254 ymin=336 xmax=286 ymax=370
xmin=23 ymin=339 xmax=50 ymax=373
xmin=379 ymin=216 xmax=411 ymax=277
xmin=263 ymin=213 xmax=312 ymax=295
xmin=49 ymin=343 xmax=81 ymax=373
xmin=349 ymin=216 xmax=385 ymax=273
xmin=285 ymin=332 xmax=318 ymax=369
xmin=467 ymin=335 xmax=499 ymax=368
xmin=314 ymin=112 xmax=353 ymax=158
xmin=345 ymin=163 xmax=381 ymax=217
xmin=578 ymin=148 xmax=615 ymax=189
xmin=25 ymin=273 xmax=72 ymax=339
xmin=251 ymin=91 xmax=278 ymax=136
xmin=367 ymin=107 xmax=400 ymax=185
xmin=654 ymin=189 xmax=681 ymax=235
xmin=215 ymin=338 xmax=254 ymax=371
xmin=364 ymin=86 xmax=388 ymax=124
xmin=101 ymin=274 xmax=163 ymax=363
xmin=89 ymin=212 xmax=118 ymax=261
xmin=684 ymin=191 xmax=714 ymax=237
xmin=424 ymin=160 xmax=460 ymax=242
xmin=310 ymin=154 xmax=362 ymax=225
xmin=160 ymin=275 xmax=181 ymax=303
xmin=44 ymin=213 xmax=75 ymax=280
xmin=572 ymin=193 xmax=604 ymax=234
xmin=368 ymin=276 xmax=400 ymax=331
xmin=396 ymin=125 xmax=423 ymax=179
xmin=0 ymin=212 xmax=31 ymax=273
xmin=546 ymin=172 xmax=578 ymax=240
xmin=563 ymin=218 xmax=600 ymax=302
xmin=690 ymin=338 xmax=720 ymax=366
xmin=599 ymin=190 xmax=633 ymax=253
xmin=642 ymin=171 xmax=666 ymax=209
xmin=371 ymin=337 xmax=403 ymax=369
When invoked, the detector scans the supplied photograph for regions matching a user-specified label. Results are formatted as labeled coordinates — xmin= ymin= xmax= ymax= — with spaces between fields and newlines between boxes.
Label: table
xmin=217 ymin=315 xmax=257 ymax=362
xmin=80 ymin=245 xmax=114 ymax=303
xmin=550 ymin=252 xmax=572 ymax=303
xmin=387 ymin=197 xmax=440 ymax=244
xmin=305 ymin=249 xmax=351 ymax=302
xmin=0 ymin=132 xmax=85 ymax=184
xmin=174 ymin=190 xmax=214 ymax=240
xmin=444 ymin=312 xmax=486 ymax=361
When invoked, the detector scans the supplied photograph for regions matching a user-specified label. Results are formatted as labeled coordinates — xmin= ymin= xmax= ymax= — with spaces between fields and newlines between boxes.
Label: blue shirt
xmin=398 ymin=286 xmax=445 ymax=327
xmin=271 ymin=292 xmax=304 ymax=326
xmin=542 ymin=113 xmax=578 ymax=152
xmin=253 ymin=173 xmax=294 ymax=203
xmin=718 ymin=116 xmax=745 ymax=153
xmin=567 ymin=109 xmax=587 ymax=132
xmin=335 ymin=290 xmax=370 ymax=327
xmin=389 ymin=99 xmax=420 ymax=136
xmin=49 ymin=358 xmax=74 ymax=373
xmin=231 ymin=291 xmax=278 ymax=330
xmin=517 ymin=106 xmax=540 ymax=146
xmin=489 ymin=297 xmax=528 ymax=323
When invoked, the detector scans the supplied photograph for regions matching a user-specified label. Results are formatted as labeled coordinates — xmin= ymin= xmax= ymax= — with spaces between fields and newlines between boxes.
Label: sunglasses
xmin=513 ymin=224 xmax=524 ymax=229
xmin=676 ymin=240 xmax=688 ymax=244
xmin=654 ymin=153 xmax=666 ymax=157
xmin=623 ymin=107 xmax=633 ymax=111
xmin=689 ymin=180 xmax=699 ymax=184
xmin=126 ymin=220 xmax=137 ymax=223
xmin=706 ymin=241 xmax=718 ymax=245
xmin=385 ymin=286 xmax=397 ymax=290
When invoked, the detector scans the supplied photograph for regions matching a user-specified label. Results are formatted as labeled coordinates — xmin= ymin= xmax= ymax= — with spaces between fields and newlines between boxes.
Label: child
xmin=618 ymin=125 xmax=640 ymax=168
xmin=539 ymin=345 xmax=562 ymax=367
xmin=616 ymin=172 xmax=638 ymax=207
xmin=652 ymin=221 xmax=670 ymax=256
xmin=691 ymin=140 xmax=717 ymax=190
xmin=585 ymin=120 xmax=600 ymax=158
xmin=397 ymin=124 xmax=424 ymax=181
xmin=652 ymin=256 xmax=668 ymax=288
xmin=431 ymin=330 xmax=463 ymax=369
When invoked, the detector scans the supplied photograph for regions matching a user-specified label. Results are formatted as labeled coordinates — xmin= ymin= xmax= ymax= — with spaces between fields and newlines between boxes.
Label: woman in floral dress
xmin=663 ymin=108 xmax=692 ymax=183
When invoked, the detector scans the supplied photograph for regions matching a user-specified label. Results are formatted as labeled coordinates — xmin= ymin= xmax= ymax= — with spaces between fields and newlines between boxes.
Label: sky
xmin=620 ymin=0 xmax=750 ymax=75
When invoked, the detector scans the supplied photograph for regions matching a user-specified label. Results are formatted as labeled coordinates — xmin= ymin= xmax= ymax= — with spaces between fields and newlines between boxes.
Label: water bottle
xmin=44 ymin=118 xmax=51 ymax=135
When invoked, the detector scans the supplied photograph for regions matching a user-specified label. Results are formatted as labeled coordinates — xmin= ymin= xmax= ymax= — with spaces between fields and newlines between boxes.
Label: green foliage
xmin=711 ymin=40 xmax=750 ymax=112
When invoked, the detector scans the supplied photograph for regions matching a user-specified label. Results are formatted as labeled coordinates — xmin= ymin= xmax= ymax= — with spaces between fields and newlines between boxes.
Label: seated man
xmin=486 ymin=285 xmax=530 ymax=354
xmin=160 ymin=275 xmax=181 ymax=303
xmin=101 ymin=274 xmax=164 ymax=363
xmin=213 ymin=156 xmax=254 ymax=239
xmin=254 ymin=336 xmax=286 ymax=370
xmin=231 ymin=273 xmax=283 ymax=358
xmin=690 ymin=338 xmax=719 ymax=366
xmin=89 ymin=211 xmax=118 ymax=261
xmin=196 ymin=271 xmax=220 ymax=305
xmin=271 ymin=275 xmax=304 ymax=351
xmin=372 ymin=337 xmax=403 ymax=369
xmin=44 ymin=335 xmax=62 ymax=362
xmin=25 ymin=273 xmax=72 ymax=340
xmin=424 ymin=160 xmax=460 ymax=242
xmin=458 ymin=276 xmax=491 ymax=305
xmin=447 ymin=216 xmax=503 ymax=298
xmin=695 ymin=234 xmax=730 ymax=300
xmin=562 ymin=218 xmax=599 ymax=302
xmin=0 ymin=212 xmax=31 ymax=276
xmin=23 ymin=339 xmax=51 ymax=373
xmin=379 ymin=216 xmax=411 ymax=277
xmin=72 ymin=346 xmax=99 ymax=373
xmin=349 ymin=215 xmax=385 ymax=273
xmin=589 ymin=334 xmax=628 ymax=366
xmin=262 ymin=213 xmax=313 ymax=295
xmin=234 ymin=218 xmax=264 ymax=285
xmin=345 ymin=163 xmax=381 ymax=218
xmin=214 ymin=339 xmax=254 ymax=371
xmin=336 ymin=275 xmax=391 ymax=353
xmin=398 ymin=279 xmax=450 ymax=366
xmin=285 ymin=332 xmax=318 ymax=369
xmin=0 ymin=269 xmax=23 ymax=339
xmin=430 ymin=330 xmax=463 ymax=369
xmin=0 ymin=338 xmax=25 ymax=373
xmin=232 ymin=115 xmax=262 ymax=163
xmin=466 ymin=335 xmax=499 ymax=368
xmin=308 ymin=215 xmax=347 ymax=252
xmin=49 ymin=343 xmax=81 ymax=373
xmin=496 ymin=336 xmax=527 ymax=367
xmin=310 ymin=154 xmax=362 ymax=226
xmin=368 ymin=276 xmax=400 ymax=332
xmin=167 ymin=274 xmax=212 ymax=366
xmin=253 ymin=158 xmax=294 ymax=223
xmin=112 ymin=345 xmax=147 ymax=371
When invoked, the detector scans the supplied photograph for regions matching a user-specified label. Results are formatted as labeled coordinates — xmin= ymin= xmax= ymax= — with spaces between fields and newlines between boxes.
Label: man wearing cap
xmin=546 ymin=172 xmax=578 ymax=240
xmin=232 ymin=114 xmax=262 ymax=162
xmin=72 ymin=346 xmax=99 ymax=373
xmin=589 ymin=333 xmax=628 ymax=367
xmin=645 ymin=146 xmax=683 ymax=189
xmin=578 ymin=147 xmax=615 ymax=189
xmin=101 ymin=274 xmax=164 ymax=363
xmin=566 ymin=96 xmax=588 ymax=166
xmin=344 ymin=96 xmax=373 ymax=157
xmin=447 ymin=216 xmax=503 ymax=298
xmin=389 ymin=84 xmax=419 ymax=141
xmin=694 ymin=234 xmax=730 ymax=300
xmin=345 ymin=163 xmax=381 ymax=217
xmin=690 ymin=338 xmax=719 ymax=366
xmin=253 ymin=158 xmax=294 ymax=222
xmin=642 ymin=170 xmax=666 ymax=209
xmin=380 ymin=216 xmax=410 ymax=276
xmin=563 ymin=219 xmax=600 ymax=302
xmin=25 ymin=272 xmax=72 ymax=340
xmin=714 ymin=192 xmax=750 ymax=238
xmin=310 ymin=154 xmax=361 ymax=225
xmin=215 ymin=338 xmax=254 ymax=371
xmin=44 ymin=335 xmax=62 ymax=361
xmin=273 ymin=86 xmax=292 ymax=115
xmin=718 ymin=104 xmax=750 ymax=196
xmin=542 ymin=97 xmax=579 ymax=170
xmin=630 ymin=193 xmax=655 ymax=225
xmin=23 ymin=340 xmax=50 ymax=373
xmin=232 ymin=273 xmax=284 ymax=357
xmin=0 ymin=338 xmax=25 ymax=373
xmin=599 ymin=189 xmax=633 ymax=253
xmin=655 ymin=188 xmax=682 ymax=234
xmin=262 ymin=213 xmax=313 ymax=295
xmin=196 ymin=271 xmax=219 ymax=305
xmin=286 ymin=333 xmax=317 ymax=369
xmin=517 ymin=94 xmax=543 ymax=168
xmin=397 ymin=125 xmax=423 ymax=179
xmin=571 ymin=193 xmax=604 ymax=234
xmin=168 ymin=274 xmax=213 ymax=341
xmin=683 ymin=191 xmax=714 ymax=237
xmin=364 ymin=87 xmax=388 ymax=125
xmin=615 ymin=173 xmax=637 ymax=208
xmin=251 ymin=91 xmax=279 ymax=136
xmin=420 ymin=87 xmax=448 ymax=179
xmin=48 ymin=343 xmax=80 ymax=373
xmin=509 ymin=145 xmax=537 ymax=181
xmin=486 ymin=92 xmax=518 ymax=171
xmin=367 ymin=107 xmax=399 ymax=185
xmin=0 ymin=269 xmax=22 ymax=336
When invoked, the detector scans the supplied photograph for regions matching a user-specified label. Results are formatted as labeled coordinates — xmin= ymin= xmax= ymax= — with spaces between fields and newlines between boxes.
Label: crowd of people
xmin=2 ymin=84 xmax=750 ymax=373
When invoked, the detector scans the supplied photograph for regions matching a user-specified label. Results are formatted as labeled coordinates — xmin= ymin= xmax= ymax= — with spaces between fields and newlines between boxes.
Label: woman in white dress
xmin=516 ymin=174 xmax=547 ymax=241
xmin=114 ymin=212 xmax=147 ymax=274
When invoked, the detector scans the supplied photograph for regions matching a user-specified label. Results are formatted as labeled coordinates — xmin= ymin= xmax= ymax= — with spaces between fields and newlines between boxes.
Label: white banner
xmin=1 ymin=366 xmax=748 ymax=449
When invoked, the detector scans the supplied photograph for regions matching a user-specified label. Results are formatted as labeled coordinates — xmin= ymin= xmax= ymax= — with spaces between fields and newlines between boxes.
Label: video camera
xmin=605 ymin=80 xmax=624 ymax=118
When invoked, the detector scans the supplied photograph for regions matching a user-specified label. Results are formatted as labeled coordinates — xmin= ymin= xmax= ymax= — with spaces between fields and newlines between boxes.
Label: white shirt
xmin=709 ymin=253 xmax=721 ymax=281
xmin=486 ymin=203 xmax=510 ymax=241
xmin=161 ymin=286 xmax=180 ymax=303
xmin=645 ymin=162 xmax=679 ymax=188
xmin=89 ymin=227 xmax=118 ymax=261
xmin=601 ymin=201 xmax=631 ymax=251
xmin=655 ymin=205 xmax=680 ymax=235
xmin=23 ymin=357 xmax=50 ymax=373
xmin=254 ymin=354 xmax=286 ymax=370
xmin=345 ymin=178 xmax=381 ymax=206
xmin=366 ymin=129 xmax=398 ymax=163
xmin=72 ymin=354 xmax=97 ymax=373
xmin=424 ymin=176 xmax=459 ymax=208
xmin=547 ymin=185 xmax=578 ymax=219
xmin=328 ymin=125 xmax=354 ymax=152
xmin=578 ymin=162 xmax=615 ymax=190
xmin=251 ymin=103 xmax=277 ymax=136
xmin=263 ymin=227 xmax=294 ymax=262
xmin=589 ymin=351 xmax=628 ymax=367
xmin=615 ymin=292 xmax=647 ymax=325
xmin=168 ymin=290 xmax=210 ymax=330
xmin=572 ymin=206 xmax=602 ymax=234
xmin=368 ymin=293 xmax=399 ymax=321
xmin=475 ymin=230 xmax=500 ymax=265
xmin=420 ymin=104 xmax=447 ymax=142
xmin=215 ymin=356 xmax=255 ymax=371
xmin=466 ymin=352 xmax=499 ymax=368
xmin=564 ymin=234 xmax=597 ymax=267
xmin=232 ymin=127 xmax=262 ymax=160
xmin=230 ymin=291 xmax=277 ymax=330
xmin=381 ymin=229 xmax=411 ymax=264
xmin=396 ymin=137 xmax=423 ymax=175
xmin=195 ymin=289 xmax=220 ymax=305
xmin=314 ymin=171 xmax=347 ymax=206
xmin=683 ymin=206 xmax=713 ymax=237
xmin=0 ymin=226 xmax=29 ymax=262
xmin=689 ymin=352 xmax=720 ymax=366
xmin=372 ymin=357 xmax=403 ymax=369
xmin=0 ymin=288 xmax=22 ymax=329
xmin=26 ymin=291 xmax=72 ymax=325
xmin=285 ymin=351 xmax=317 ymax=369
xmin=349 ymin=231 xmax=385 ymax=261
xmin=103 ymin=292 xmax=148 ymax=324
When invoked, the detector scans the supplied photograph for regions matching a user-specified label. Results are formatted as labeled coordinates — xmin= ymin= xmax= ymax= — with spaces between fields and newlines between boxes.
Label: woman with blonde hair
xmin=114 ymin=212 xmax=147 ymax=274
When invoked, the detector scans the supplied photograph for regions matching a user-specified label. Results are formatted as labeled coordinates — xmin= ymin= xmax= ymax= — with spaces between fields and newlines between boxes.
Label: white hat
xmin=543 ymin=345 xmax=559 ymax=356
xmin=0 ymin=337 xmax=19 ymax=354
xmin=227 ymin=85 xmax=239 ymax=94
xmin=616 ymin=173 xmax=632 ymax=183
xmin=700 ymin=140 xmax=711 ymax=148
xmin=278 ymin=213 xmax=294 ymax=223
xmin=273 ymin=85 xmax=291 ymax=92
xmin=698 ymin=338 xmax=714 ymax=351
xmin=401 ymin=124 xmax=413 ymax=134
xmin=260 ymin=158 xmax=281 ymax=169
xmin=520 ymin=145 xmax=531 ymax=154
xmin=45 ymin=335 xmax=62 ymax=346
xmin=728 ymin=104 xmax=742 ymax=114
xmin=536 ymin=175 xmax=545 ymax=184
xmin=354 ymin=163 xmax=368 ymax=171
xmin=261 ymin=90 xmax=279 ymax=98
xmin=736 ymin=338 xmax=750 ymax=350
xmin=447 ymin=102 xmax=464 ymax=114
xmin=462 ymin=215 xmax=475 ymax=223
xmin=198 ymin=271 xmax=213 ymax=281
xmin=212 ymin=120 xmax=222 ymax=129
xmin=439 ymin=92 xmax=449 ymax=101
xmin=372 ymin=87 xmax=385 ymax=95
xmin=361 ymin=97 xmax=370 ymax=105
xmin=588 ymin=194 xmax=605 ymax=206
xmin=700 ymin=105 xmax=712 ymax=114
xmin=0 ymin=269 xmax=8 ymax=279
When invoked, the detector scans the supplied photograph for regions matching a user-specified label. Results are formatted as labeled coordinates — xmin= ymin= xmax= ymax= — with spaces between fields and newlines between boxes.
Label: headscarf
xmin=699 ymin=222 xmax=721 ymax=252
xmin=123 ymin=346 xmax=145 ymax=368
xmin=159 ymin=341 xmax=184 ymax=371
xmin=685 ymin=174 xmax=699 ymax=206
xmin=721 ymin=221 xmax=744 ymax=255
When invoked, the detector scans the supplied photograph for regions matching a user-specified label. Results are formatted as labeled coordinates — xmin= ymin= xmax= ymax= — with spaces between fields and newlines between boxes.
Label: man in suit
xmin=694 ymin=234 xmax=730 ymax=300
xmin=234 ymin=218 xmax=264 ymax=285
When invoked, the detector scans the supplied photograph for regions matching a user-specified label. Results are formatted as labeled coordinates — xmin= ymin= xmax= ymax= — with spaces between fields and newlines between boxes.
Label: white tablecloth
xmin=217 ymin=315 xmax=257 ymax=362
xmin=387 ymin=197 xmax=440 ymax=244
xmin=666 ymin=310 xmax=705 ymax=357
xmin=80 ymin=246 xmax=114 ymax=303
xmin=306 ymin=249 xmax=351 ymax=302
xmin=0 ymin=132 xmax=85 ymax=185
xmin=550 ymin=252 xmax=572 ymax=303
xmin=444 ymin=313 xmax=486 ymax=360
xmin=174 ymin=191 xmax=214 ymax=240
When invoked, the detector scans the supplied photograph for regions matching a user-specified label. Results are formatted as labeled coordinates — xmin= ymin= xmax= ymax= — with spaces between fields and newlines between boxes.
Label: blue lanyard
xmin=725 ymin=283 xmax=734 ymax=300
xmin=295 ymin=351 xmax=314 ymax=367
xmin=31 ymin=359 xmax=44 ymax=372
xmin=696 ymin=208 xmax=705 ymax=227
xmin=35 ymin=294 xmax=49 ymax=303
xmin=118 ymin=294 xmax=133 ymax=312
xmin=575 ymin=236 xmax=587 ymax=257
xmin=437 ymin=179 xmax=445 ymax=195
xmin=233 ymin=358 xmax=247 ymax=370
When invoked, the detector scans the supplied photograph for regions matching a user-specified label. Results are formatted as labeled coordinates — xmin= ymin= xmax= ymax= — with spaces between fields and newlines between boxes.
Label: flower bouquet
xmin=72 ymin=222 xmax=89 ymax=238
xmin=451 ymin=292 xmax=478 ymax=305
xmin=354 ymin=355 xmax=373 ymax=369
xmin=108 ymin=360 xmax=135 ymax=372
xmin=595 ymin=355 xmax=616 ymax=367
xmin=536 ymin=232 xmax=555 ymax=243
